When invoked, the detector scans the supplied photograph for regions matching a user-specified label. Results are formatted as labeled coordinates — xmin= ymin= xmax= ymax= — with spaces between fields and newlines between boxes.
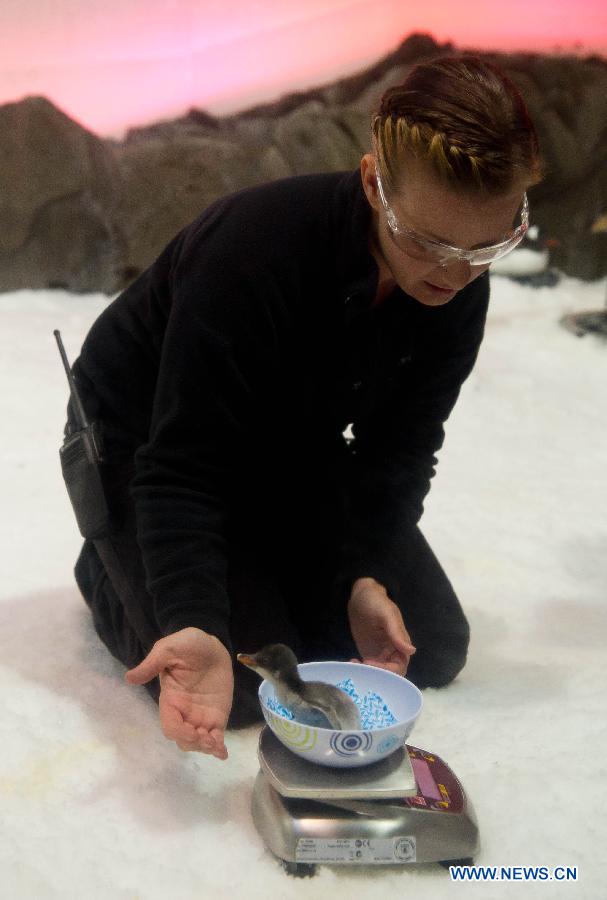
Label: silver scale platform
xmin=252 ymin=726 xmax=479 ymax=876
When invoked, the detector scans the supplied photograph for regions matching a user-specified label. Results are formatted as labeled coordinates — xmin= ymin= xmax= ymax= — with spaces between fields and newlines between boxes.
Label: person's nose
xmin=438 ymin=258 xmax=473 ymax=288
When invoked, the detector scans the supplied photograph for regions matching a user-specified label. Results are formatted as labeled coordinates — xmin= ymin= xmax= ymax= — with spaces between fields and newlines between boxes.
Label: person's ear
xmin=360 ymin=153 xmax=380 ymax=211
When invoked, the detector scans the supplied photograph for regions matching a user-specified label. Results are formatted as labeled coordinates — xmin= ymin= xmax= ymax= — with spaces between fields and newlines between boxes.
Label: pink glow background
xmin=1 ymin=0 xmax=605 ymax=137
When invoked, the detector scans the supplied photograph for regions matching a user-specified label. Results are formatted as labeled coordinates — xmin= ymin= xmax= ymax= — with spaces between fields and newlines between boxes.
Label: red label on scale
xmin=401 ymin=746 xmax=465 ymax=814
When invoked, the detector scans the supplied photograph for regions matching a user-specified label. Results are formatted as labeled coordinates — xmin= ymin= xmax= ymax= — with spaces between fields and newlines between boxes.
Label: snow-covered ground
xmin=0 ymin=272 xmax=605 ymax=899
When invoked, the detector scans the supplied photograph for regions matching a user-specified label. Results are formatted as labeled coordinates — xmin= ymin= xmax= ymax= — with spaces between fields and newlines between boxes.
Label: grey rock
xmin=113 ymin=135 xmax=260 ymax=278
xmin=0 ymin=96 xmax=126 ymax=293
xmin=270 ymin=100 xmax=362 ymax=174
xmin=1 ymin=34 xmax=607 ymax=293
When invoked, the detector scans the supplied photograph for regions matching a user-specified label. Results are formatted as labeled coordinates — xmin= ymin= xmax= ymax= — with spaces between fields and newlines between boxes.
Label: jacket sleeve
xmin=337 ymin=276 xmax=490 ymax=600
xmin=129 ymin=230 xmax=285 ymax=654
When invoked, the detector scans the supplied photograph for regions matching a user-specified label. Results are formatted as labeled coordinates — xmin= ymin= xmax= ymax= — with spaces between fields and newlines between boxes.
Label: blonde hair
xmin=373 ymin=56 xmax=543 ymax=196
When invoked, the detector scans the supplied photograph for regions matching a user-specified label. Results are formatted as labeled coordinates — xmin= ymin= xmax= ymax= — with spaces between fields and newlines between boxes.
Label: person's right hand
xmin=348 ymin=577 xmax=416 ymax=677
xmin=125 ymin=627 xmax=234 ymax=760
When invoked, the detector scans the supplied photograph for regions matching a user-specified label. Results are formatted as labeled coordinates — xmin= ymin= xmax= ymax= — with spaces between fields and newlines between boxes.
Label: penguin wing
xmin=300 ymin=683 xmax=361 ymax=730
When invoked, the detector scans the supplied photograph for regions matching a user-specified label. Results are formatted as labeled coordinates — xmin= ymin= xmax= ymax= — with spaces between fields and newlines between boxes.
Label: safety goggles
xmin=375 ymin=164 xmax=529 ymax=268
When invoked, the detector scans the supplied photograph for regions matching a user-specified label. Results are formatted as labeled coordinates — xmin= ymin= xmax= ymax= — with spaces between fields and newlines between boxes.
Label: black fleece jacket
xmin=69 ymin=169 xmax=490 ymax=655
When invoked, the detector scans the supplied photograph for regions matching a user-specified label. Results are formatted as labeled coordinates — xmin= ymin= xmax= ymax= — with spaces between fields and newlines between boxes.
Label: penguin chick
xmin=237 ymin=643 xmax=361 ymax=730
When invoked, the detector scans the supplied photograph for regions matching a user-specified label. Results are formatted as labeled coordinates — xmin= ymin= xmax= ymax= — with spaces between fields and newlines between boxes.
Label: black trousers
xmin=73 ymin=469 xmax=470 ymax=728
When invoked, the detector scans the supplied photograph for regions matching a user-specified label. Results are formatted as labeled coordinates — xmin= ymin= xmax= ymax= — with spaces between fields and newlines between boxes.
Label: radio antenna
xmin=53 ymin=329 xmax=89 ymax=430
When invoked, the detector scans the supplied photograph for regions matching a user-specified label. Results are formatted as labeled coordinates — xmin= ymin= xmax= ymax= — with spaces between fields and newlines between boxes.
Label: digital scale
xmin=252 ymin=726 xmax=479 ymax=876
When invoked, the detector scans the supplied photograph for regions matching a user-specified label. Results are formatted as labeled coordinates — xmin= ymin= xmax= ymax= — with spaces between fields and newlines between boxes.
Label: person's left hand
xmin=347 ymin=577 xmax=416 ymax=676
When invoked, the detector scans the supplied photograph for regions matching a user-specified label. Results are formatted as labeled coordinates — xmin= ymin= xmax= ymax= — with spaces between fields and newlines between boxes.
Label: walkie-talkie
xmin=55 ymin=329 xmax=112 ymax=539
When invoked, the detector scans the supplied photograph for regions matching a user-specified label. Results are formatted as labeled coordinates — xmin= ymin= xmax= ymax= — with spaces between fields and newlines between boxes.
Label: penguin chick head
xmin=237 ymin=643 xmax=300 ymax=684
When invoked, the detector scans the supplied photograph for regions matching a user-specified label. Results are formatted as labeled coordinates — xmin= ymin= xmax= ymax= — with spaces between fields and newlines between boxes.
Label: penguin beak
xmin=236 ymin=653 xmax=258 ymax=670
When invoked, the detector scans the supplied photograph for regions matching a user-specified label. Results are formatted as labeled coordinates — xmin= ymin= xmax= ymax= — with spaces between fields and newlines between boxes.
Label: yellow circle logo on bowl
xmin=270 ymin=713 xmax=318 ymax=750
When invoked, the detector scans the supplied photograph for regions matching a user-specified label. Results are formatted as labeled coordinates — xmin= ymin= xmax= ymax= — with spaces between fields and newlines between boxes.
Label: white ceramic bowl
xmin=258 ymin=660 xmax=422 ymax=768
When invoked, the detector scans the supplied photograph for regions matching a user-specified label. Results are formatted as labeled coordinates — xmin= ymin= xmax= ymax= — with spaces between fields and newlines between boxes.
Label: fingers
xmin=351 ymin=655 xmax=408 ymax=675
xmin=380 ymin=660 xmax=407 ymax=675
xmin=360 ymin=650 xmax=413 ymax=676
xmin=172 ymin=725 xmax=228 ymax=758
xmin=161 ymin=696 xmax=194 ymax=739
xmin=193 ymin=727 xmax=228 ymax=759
xmin=363 ymin=658 xmax=403 ymax=673
xmin=393 ymin=637 xmax=416 ymax=656
xmin=125 ymin=641 xmax=167 ymax=685
xmin=160 ymin=696 xmax=228 ymax=759
xmin=386 ymin=614 xmax=416 ymax=657
xmin=206 ymin=728 xmax=229 ymax=760
xmin=175 ymin=733 xmax=228 ymax=759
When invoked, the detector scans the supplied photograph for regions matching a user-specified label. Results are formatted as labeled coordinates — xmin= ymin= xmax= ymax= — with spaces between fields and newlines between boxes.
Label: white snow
xmin=1 ymin=273 xmax=606 ymax=899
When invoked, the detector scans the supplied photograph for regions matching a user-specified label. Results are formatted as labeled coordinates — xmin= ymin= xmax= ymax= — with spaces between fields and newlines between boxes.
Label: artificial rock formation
xmin=1 ymin=33 xmax=606 ymax=294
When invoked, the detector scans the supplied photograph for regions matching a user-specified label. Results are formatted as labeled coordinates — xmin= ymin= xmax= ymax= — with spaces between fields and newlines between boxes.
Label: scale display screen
xmin=411 ymin=757 xmax=441 ymax=800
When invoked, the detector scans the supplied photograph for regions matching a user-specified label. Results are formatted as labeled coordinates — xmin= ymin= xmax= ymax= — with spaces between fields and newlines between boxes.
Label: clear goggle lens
xmin=378 ymin=165 xmax=530 ymax=268
xmin=386 ymin=218 xmax=528 ymax=267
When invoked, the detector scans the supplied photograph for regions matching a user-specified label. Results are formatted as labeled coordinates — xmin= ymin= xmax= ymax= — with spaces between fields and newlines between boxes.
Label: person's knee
xmin=407 ymin=617 xmax=470 ymax=689
xmin=74 ymin=540 xmax=102 ymax=606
